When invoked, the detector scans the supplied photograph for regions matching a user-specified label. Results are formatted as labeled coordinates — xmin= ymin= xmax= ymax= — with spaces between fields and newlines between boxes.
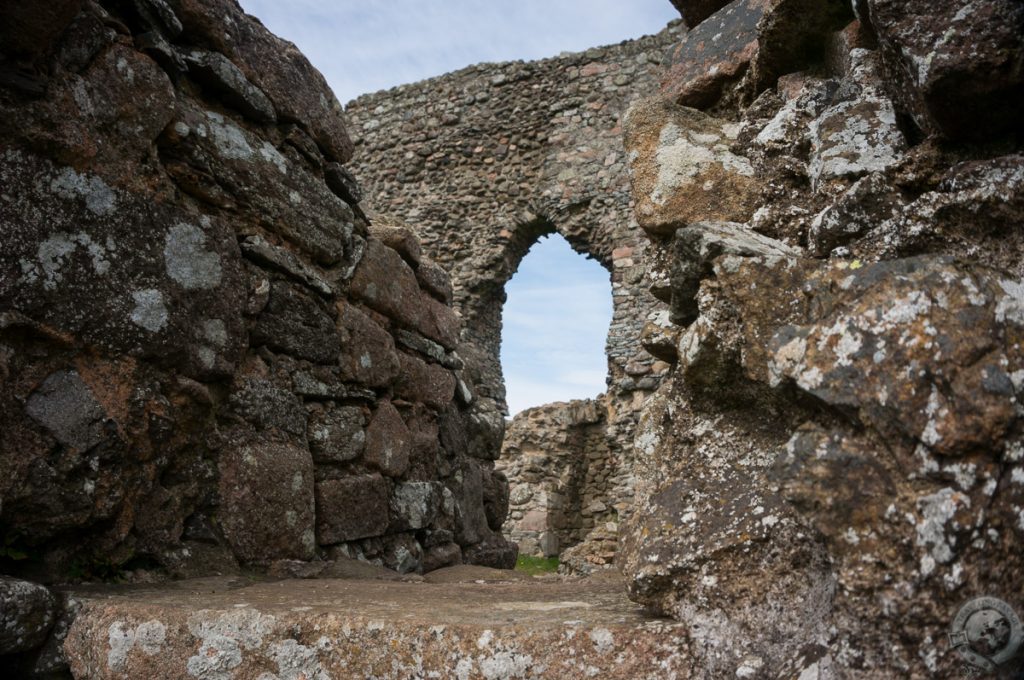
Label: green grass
xmin=514 ymin=555 xmax=559 ymax=575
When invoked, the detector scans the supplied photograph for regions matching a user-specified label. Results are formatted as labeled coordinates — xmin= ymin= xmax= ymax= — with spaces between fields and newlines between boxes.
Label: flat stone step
xmin=63 ymin=575 xmax=691 ymax=679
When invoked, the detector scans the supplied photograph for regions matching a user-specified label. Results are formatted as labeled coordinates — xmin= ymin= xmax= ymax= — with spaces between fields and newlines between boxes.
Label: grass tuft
xmin=514 ymin=555 xmax=559 ymax=575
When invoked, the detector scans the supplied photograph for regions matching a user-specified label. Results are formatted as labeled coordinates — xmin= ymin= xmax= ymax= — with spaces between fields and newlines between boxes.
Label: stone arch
xmin=346 ymin=25 xmax=683 ymax=558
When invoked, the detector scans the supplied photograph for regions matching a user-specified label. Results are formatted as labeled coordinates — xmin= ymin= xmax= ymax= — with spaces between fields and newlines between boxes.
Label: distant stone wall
xmin=346 ymin=24 xmax=683 ymax=545
xmin=497 ymin=400 xmax=613 ymax=559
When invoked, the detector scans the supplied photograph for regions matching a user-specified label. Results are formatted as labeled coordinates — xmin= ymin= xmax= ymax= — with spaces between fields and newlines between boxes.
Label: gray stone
xmin=24 ymin=369 xmax=106 ymax=450
xmin=0 ymin=577 xmax=57 ymax=655
xmin=228 ymin=377 xmax=306 ymax=436
xmin=240 ymin=235 xmax=333 ymax=297
xmin=390 ymin=481 xmax=442 ymax=531
xmin=251 ymin=282 xmax=340 ymax=363
xmin=672 ymin=221 xmax=800 ymax=325
xmin=307 ymin=406 xmax=365 ymax=463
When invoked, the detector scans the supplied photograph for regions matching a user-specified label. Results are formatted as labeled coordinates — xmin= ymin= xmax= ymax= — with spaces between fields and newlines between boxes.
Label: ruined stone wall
xmin=616 ymin=0 xmax=1024 ymax=677
xmin=0 ymin=0 xmax=515 ymax=611
xmin=496 ymin=399 xmax=613 ymax=560
xmin=346 ymin=24 xmax=683 ymax=546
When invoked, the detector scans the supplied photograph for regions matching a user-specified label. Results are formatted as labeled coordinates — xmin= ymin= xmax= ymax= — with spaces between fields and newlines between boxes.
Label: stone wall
xmin=346 ymin=24 xmax=682 ymax=552
xmin=617 ymin=0 xmax=1024 ymax=676
xmin=497 ymin=399 xmax=614 ymax=561
xmin=0 ymin=0 xmax=515 ymax=598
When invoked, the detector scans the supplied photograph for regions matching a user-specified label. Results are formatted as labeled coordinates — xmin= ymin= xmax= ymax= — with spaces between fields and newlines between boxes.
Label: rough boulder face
xmin=621 ymin=1 xmax=1024 ymax=677
xmin=0 ymin=1 xmax=515 ymax=672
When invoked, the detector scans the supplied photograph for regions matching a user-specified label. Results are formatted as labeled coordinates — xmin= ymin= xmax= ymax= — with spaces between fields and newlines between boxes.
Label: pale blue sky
xmin=501 ymin=235 xmax=612 ymax=415
xmin=237 ymin=1 xmax=676 ymax=414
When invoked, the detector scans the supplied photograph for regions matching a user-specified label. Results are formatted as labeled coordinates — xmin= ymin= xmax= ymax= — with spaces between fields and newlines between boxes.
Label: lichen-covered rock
xmin=165 ymin=0 xmax=354 ymax=161
xmin=807 ymin=49 xmax=906 ymax=189
xmin=863 ymin=0 xmax=1024 ymax=141
xmin=624 ymin=98 xmax=761 ymax=237
xmin=63 ymin=576 xmax=692 ymax=679
xmin=623 ymin=246 xmax=1024 ymax=676
xmin=0 ymin=577 xmax=56 ymax=655
xmin=218 ymin=440 xmax=316 ymax=562
xmin=661 ymin=0 xmax=851 ymax=108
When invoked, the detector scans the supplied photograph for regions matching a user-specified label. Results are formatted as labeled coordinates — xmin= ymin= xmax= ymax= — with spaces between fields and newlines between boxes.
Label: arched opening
xmin=500 ymin=233 xmax=613 ymax=416
xmin=496 ymin=232 xmax=617 ymax=562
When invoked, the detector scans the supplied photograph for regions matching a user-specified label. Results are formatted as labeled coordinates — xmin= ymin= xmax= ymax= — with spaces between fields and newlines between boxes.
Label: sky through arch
xmin=500 ymin=234 xmax=613 ymax=416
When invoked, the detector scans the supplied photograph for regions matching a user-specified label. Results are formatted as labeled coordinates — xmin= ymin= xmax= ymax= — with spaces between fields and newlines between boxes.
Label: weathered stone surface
xmin=166 ymin=0 xmax=354 ymax=161
xmin=251 ymin=282 xmax=339 ymax=364
xmin=228 ymin=377 xmax=306 ymax=436
xmin=0 ymin=150 xmax=246 ymax=377
xmin=161 ymin=101 xmax=356 ymax=267
xmin=661 ymin=0 xmax=851 ymax=108
xmin=239 ymin=235 xmax=333 ymax=297
xmin=864 ymin=0 xmax=1024 ymax=141
xmin=390 ymin=481 xmax=443 ymax=532
xmin=218 ymin=441 xmax=316 ymax=562
xmin=369 ymin=223 xmax=422 ymax=267
xmin=461 ymin=533 xmax=519 ymax=570
xmin=349 ymin=239 xmax=423 ymax=328
xmin=181 ymin=48 xmax=276 ymax=123
xmin=335 ymin=301 xmax=401 ymax=388
xmin=364 ymin=401 xmax=412 ymax=477
xmin=63 ymin=576 xmax=691 ymax=679
xmin=0 ymin=577 xmax=56 ymax=655
xmin=624 ymin=98 xmax=760 ymax=237
xmin=306 ymin=405 xmax=365 ymax=464
xmin=671 ymin=221 xmax=799 ymax=324
xmin=315 ymin=474 xmax=390 ymax=544
xmin=623 ymin=248 xmax=1024 ymax=675
xmin=807 ymin=49 xmax=906 ymax=189
xmin=394 ymin=352 xmax=457 ymax=410
xmin=415 ymin=257 xmax=455 ymax=305
xmin=670 ymin=0 xmax=731 ymax=28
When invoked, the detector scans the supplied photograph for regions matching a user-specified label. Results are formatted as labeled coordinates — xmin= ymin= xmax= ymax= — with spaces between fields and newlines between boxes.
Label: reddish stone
xmin=662 ymin=0 xmax=850 ymax=108
xmin=866 ymin=0 xmax=1024 ymax=141
xmin=167 ymin=0 xmax=353 ymax=162
xmin=364 ymin=401 xmax=412 ymax=477
xmin=336 ymin=301 xmax=400 ymax=388
xmin=349 ymin=239 xmax=423 ymax=329
xmin=218 ymin=440 xmax=315 ymax=562
xmin=315 ymin=474 xmax=390 ymax=544
xmin=394 ymin=353 xmax=456 ymax=410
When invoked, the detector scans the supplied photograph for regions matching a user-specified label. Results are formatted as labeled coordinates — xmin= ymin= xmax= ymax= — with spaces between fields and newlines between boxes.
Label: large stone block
xmin=250 ymin=282 xmax=339 ymax=364
xmin=307 ymin=405 xmax=365 ymax=464
xmin=0 ymin=577 xmax=57 ymax=655
xmin=218 ymin=441 xmax=316 ymax=562
xmin=364 ymin=400 xmax=412 ymax=477
xmin=335 ymin=300 xmax=400 ymax=388
xmin=865 ymin=0 xmax=1024 ymax=141
xmin=394 ymin=352 xmax=456 ymax=410
xmin=315 ymin=474 xmax=390 ymax=544
xmin=624 ymin=98 xmax=761 ymax=237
